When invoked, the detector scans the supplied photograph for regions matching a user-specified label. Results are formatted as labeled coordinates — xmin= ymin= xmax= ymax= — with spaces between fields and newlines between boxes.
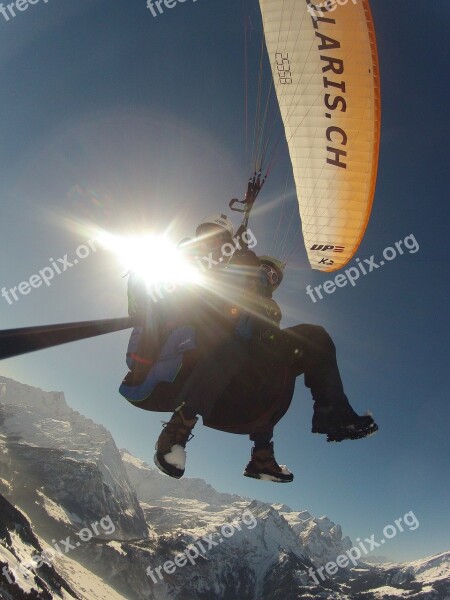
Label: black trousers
xmin=179 ymin=323 xmax=350 ymax=431
xmin=248 ymin=324 xmax=351 ymax=445
xmin=126 ymin=323 xmax=351 ymax=443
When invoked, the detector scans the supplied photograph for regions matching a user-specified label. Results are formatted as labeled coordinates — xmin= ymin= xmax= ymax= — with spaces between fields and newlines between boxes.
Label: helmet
xmin=259 ymin=255 xmax=285 ymax=289
xmin=196 ymin=214 xmax=234 ymax=238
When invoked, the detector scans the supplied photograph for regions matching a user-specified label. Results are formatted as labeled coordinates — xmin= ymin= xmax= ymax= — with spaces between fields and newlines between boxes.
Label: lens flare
xmin=96 ymin=232 xmax=201 ymax=287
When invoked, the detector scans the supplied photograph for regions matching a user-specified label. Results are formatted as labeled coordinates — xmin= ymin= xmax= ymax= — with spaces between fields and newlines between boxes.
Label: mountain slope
xmin=1 ymin=375 xmax=449 ymax=600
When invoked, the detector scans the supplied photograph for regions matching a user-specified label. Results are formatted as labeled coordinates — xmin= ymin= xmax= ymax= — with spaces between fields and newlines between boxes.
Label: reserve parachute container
xmin=259 ymin=0 xmax=381 ymax=271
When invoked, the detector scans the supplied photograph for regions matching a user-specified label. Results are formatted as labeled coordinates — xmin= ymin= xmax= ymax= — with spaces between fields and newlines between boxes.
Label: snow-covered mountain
xmin=1 ymin=375 xmax=449 ymax=600
xmin=0 ymin=376 xmax=147 ymax=542
xmin=121 ymin=449 xmax=353 ymax=567
xmin=0 ymin=492 xmax=125 ymax=600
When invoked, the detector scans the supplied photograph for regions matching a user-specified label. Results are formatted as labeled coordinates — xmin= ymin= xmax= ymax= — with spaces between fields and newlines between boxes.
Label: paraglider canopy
xmin=258 ymin=0 xmax=381 ymax=271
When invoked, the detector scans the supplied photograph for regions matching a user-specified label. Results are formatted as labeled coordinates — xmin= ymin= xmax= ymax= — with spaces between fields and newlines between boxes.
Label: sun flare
xmin=96 ymin=232 xmax=202 ymax=288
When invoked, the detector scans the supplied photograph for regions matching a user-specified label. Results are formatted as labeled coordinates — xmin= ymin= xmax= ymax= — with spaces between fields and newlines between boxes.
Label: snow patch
xmin=50 ymin=547 xmax=127 ymax=600
xmin=370 ymin=585 xmax=413 ymax=597
xmin=37 ymin=490 xmax=78 ymax=525
xmin=159 ymin=444 xmax=186 ymax=469
xmin=0 ymin=542 xmax=36 ymax=595
xmin=107 ymin=540 xmax=128 ymax=556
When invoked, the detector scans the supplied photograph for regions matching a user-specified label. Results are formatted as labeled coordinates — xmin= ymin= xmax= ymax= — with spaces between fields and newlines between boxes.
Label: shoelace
xmin=161 ymin=420 xmax=195 ymax=445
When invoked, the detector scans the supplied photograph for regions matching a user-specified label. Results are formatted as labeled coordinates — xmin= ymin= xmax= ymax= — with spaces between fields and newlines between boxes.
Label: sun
xmin=96 ymin=232 xmax=202 ymax=288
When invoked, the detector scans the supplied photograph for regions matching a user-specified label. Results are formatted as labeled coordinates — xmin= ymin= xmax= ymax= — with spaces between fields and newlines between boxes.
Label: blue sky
xmin=0 ymin=0 xmax=449 ymax=562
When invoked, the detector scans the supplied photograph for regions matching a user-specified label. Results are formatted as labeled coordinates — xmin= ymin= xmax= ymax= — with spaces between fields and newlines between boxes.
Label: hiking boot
xmin=154 ymin=408 xmax=198 ymax=478
xmin=243 ymin=442 xmax=293 ymax=483
xmin=312 ymin=404 xmax=378 ymax=442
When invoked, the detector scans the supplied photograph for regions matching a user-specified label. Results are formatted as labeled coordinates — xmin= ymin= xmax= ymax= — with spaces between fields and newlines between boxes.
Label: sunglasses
xmin=260 ymin=264 xmax=279 ymax=286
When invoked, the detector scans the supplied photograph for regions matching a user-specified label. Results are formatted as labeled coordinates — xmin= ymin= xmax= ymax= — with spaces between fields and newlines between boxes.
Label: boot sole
xmin=154 ymin=452 xmax=184 ymax=479
xmin=319 ymin=422 xmax=379 ymax=443
xmin=243 ymin=470 xmax=293 ymax=483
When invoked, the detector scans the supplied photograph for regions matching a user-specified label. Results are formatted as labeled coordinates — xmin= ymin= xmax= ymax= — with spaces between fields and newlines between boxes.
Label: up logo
xmin=310 ymin=244 xmax=345 ymax=253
